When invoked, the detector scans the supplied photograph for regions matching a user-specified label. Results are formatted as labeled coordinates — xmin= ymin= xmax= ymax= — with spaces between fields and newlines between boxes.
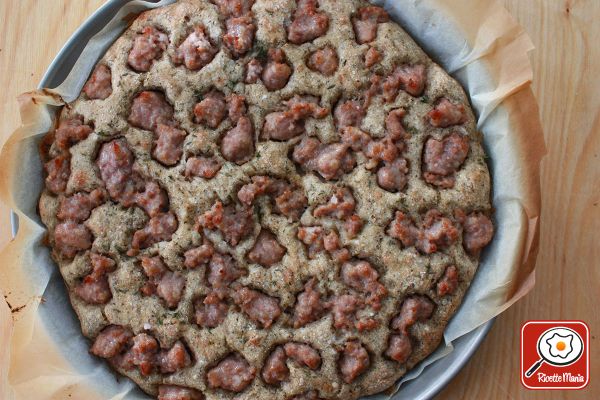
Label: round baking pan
xmin=27 ymin=1 xmax=495 ymax=398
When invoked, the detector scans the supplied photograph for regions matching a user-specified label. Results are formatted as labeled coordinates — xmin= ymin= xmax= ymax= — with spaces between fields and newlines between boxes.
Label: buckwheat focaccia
xmin=38 ymin=0 xmax=494 ymax=399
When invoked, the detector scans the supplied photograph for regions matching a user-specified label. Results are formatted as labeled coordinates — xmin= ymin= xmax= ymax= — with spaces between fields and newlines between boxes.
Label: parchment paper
xmin=0 ymin=0 xmax=545 ymax=399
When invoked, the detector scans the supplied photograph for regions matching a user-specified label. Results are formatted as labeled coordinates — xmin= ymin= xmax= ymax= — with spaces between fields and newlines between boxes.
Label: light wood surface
xmin=0 ymin=1 xmax=598 ymax=399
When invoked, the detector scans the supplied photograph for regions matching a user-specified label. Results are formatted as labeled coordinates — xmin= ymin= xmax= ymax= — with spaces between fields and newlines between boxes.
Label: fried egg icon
xmin=546 ymin=332 xmax=573 ymax=358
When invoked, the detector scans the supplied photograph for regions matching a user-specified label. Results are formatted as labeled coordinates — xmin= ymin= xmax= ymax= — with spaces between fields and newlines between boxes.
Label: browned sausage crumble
xmin=38 ymin=1 xmax=493 ymax=399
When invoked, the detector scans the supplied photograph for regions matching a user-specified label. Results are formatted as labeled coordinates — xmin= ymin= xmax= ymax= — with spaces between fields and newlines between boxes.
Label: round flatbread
xmin=38 ymin=0 xmax=494 ymax=399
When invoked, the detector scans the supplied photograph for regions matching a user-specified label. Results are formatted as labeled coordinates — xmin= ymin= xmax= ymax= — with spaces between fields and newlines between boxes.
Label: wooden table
xmin=0 ymin=1 xmax=598 ymax=399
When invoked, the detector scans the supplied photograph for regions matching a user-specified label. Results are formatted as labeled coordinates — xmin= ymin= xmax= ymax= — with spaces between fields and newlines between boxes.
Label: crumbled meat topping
xmin=196 ymin=201 xmax=254 ymax=245
xmin=83 ymin=64 xmax=113 ymax=100
xmin=422 ymin=132 xmax=470 ymax=188
xmin=128 ymin=26 xmax=169 ymax=72
xmin=231 ymin=286 xmax=282 ymax=328
xmin=352 ymin=6 xmax=389 ymax=44
xmin=158 ymin=385 xmax=204 ymax=400
xmin=387 ymin=210 xmax=459 ymax=254
xmin=206 ymin=353 xmax=256 ymax=392
xmin=292 ymin=278 xmax=324 ymax=328
xmin=74 ymin=253 xmax=116 ymax=304
xmin=428 ymin=98 xmax=467 ymax=128
xmin=436 ymin=265 xmax=459 ymax=296
xmin=307 ymin=46 xmax=338 ymax=76
xmin=248 ymin=229 xmax=287 ymax=267
xmin=172 ymin=25 xmax=218 ymax=71
xmin=139 ymin=256 xmax=186 ymax=308
xmin=339 ymin=340 xmax=370 ymax=383
xmin=288 ymin=0 xmax=329 ymax=45
xmin=262 ymin=96 xmax=328 ymax=141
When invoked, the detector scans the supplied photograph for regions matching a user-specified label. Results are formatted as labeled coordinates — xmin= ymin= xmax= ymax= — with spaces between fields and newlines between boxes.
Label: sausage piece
xmin=297 ymin=226 xmax=349 ymax=263
xmin=74 ymin=253 xmax=116 ymax=304
xmin=128 ymin=91 xmax=175 ymax=132
xmin=55 ymin=116 xmax=93 ymax=150
xmin=436 ymin=265 xmax=459 ymax=296
xmin=123 ymin=333 xmax=160 ymax=375
xmin=185 ymin=156 xmax=222 ymax=179
xmin=195 ymin=292 xmax=229 ymax=328
xmin=153 ymin=124 xmax=187 ymax=166
xmin=385 ymin=333 xmax=412 ymax=363
xmin=206 ymin=353 xmax=256 ymax=392
xmin=340 ymin=260 xmax=387 ymax=310
xmin=158 ymin=385 xmax=205 ymax=400
xmin=223 ymin=16 xmax=255 ymax=58
xmin=248 ymin=230 xmax=286 ymax=267
xmin=287 ymin=0 xmax=329 ymax=44
xmin=462 ymin=212 xmax=494 ymax=255
xmin=387 ymin=210 xmax=458 ymax=254
xmin=262 ymin=95 xmax=328 ymax=141
xmin=44 ymin=154 xmax=71 ymax=195
xmin=297 ymin=226 xmax=325 ymax=258
xmin=352 ymin=6 xmax=389 ymax=44
xmin=183 ymin=243 xmax=215 ymax=269
xmin=157 ymin=341 xmax=192 ymax=373
xmin=334 ymin=99 xmax=364 ymax=129
xmin=130 ymin=211 xmax=178 ymax=253
xmin=342 ymin=215 xmax=363 ymax=239
xmin=328 ymin=294 xmax=362 ymax=330
xmin=244 ymin=58 xmax=263 ymax=83
xmin=390 ymin=295 xmax=434 ymax=334
xmin=262 ymin=346 xmax=289 ymax=385
xmin=90 ymin=325 xmax=133 ymax=359
xmin=57 ymin=188 xmax=107 ymax=222
xmin=237 ymin=177 xmax=281 ymax=209
xmin=221 ymin=116 xmax=255 ymax=164
xmin=237 ymin=175 xmax=308 ymax=220
xmin=134 ymin=181 xmax=168 ymax=218
xmin=289 ymin=391 xmax=323 ymax=400
xmin=211 ymin=0 xmax=255 ymax=17
xmin=292 ymin=137 xmax=355 ymax=180
xmin=382 ymin=64 xmax=426 ymax=100
xmin=156 ymin=271 xmax=186 ymax=309
xmin=274 ymin=185 xmax=309 ymax=220
xmin=284 ymin=342 xmax=321 ymax=370
xmin=128 ymin=26 xmax=169 ymax=72
xmin=422 ymin=133 xmax=470 ymax=188
xmin=419 ymin=209 xmax=459 ymax=254
xmin=193 ymin=90 xmax=227 ymax=128
xmin=307 ymin=46 xmax=338 ymax=76
xmin=262 ymin=48 xmax=292 ymax=91
xmin=54 ymin=220 xmax=92 ymax=258
xmin=292 ymin=278 xmax=324 ymax=328
xmin=339 ymin=340 xmax=370 ymax=383
xmin=172 ymin=25 xmax=218 ymax=71
xmin=231 ymin=286 xmax=281 ymax=328
xmin=96 ymin=139 xmax=144 ymax=207
xmin=196 ymin=201 xmax=254 ymax=246
xmin=377 ymin=158 xmax=409 ymax=192
xmin=428 ymin=98 xmax=467 ymax=128
xmin=207 ymin=253 xmax=244 ymax=290
xmin=313 ymin=187 xmax=356 ymax=220
xmin=83 ymin=64 xmax=113 ymax=100
xmin=226 ymin=94 xmax=247 ymax=123
xmin=387 ymin=211 xmax=419 ymax=248
xmin=364 ymin=46 xmax=382 ymax=68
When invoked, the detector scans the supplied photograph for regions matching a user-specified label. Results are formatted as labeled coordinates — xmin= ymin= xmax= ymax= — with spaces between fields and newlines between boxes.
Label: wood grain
xmin=0 ymin=1 xmax=598 ymax=399
xmin=439 ymin=0 xmax=600 ymax=398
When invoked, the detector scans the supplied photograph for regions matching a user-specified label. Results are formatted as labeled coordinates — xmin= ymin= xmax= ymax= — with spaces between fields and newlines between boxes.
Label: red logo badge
xmin=521 ymin=320 xmax=589 ymax=389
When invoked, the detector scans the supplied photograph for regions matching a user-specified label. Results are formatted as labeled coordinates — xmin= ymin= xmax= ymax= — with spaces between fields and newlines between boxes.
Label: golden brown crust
xmin=37 ymin=0 xmax=493 ymax=399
